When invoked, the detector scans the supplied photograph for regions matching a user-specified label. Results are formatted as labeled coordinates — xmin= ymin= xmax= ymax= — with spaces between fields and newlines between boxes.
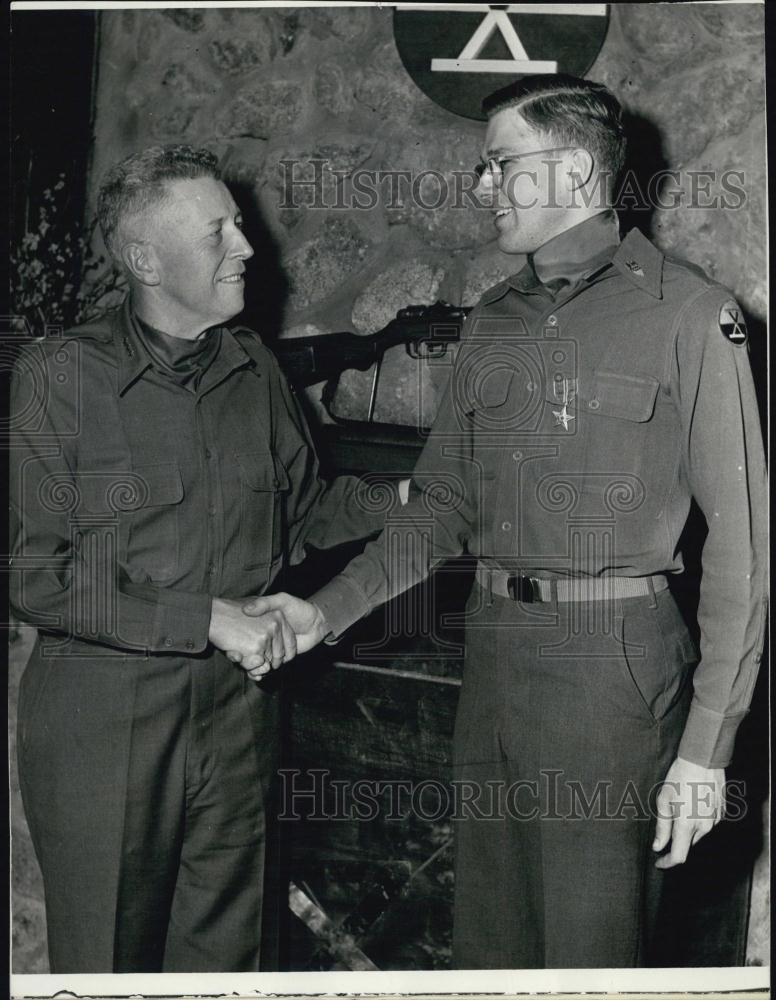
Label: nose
xmin=475 ymin=166 xmax=496 ymax=203
xmin=230 ymin=226 xmax=254 ymax=260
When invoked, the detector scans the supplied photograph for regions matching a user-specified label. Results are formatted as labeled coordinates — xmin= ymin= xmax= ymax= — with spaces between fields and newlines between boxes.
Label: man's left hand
xmin=653 ymin=756 xmax=725 ymax=869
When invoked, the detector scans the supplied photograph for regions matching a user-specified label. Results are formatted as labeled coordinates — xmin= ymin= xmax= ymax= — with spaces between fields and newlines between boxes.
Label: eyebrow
xmin=205 ymin=211 xmax=242 ymax=227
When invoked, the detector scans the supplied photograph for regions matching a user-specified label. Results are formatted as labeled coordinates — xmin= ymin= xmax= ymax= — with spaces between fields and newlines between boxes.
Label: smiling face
xmin=141 ymin=175 xmax=254 ymax=336
xmin=478 ymin=108 xmax=580 ymax=256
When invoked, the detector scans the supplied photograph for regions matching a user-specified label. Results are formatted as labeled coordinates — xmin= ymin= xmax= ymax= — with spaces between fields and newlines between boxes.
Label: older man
xmin=10 ymin=144 xmax=396 ymax=972
xmin=254 ymin=76 xmax=767 ymax=967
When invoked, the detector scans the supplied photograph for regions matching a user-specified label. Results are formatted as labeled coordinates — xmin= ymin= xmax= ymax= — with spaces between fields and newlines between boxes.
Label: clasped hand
xmin=208 ymin=594 xmax=326 ymax=680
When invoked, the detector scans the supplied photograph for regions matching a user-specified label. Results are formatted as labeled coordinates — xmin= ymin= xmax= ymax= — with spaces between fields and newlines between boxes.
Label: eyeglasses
xmin=474 ymin=147 xmax=575 ymax=188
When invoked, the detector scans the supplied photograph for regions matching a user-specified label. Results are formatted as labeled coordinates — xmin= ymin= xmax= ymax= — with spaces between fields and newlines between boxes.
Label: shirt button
xmin=512 ymin=451 xmax=523 ymax=461
xmin=163 ymin=637 xmax=173 ymax=647
xmin=547 ymin=314 xmax=558 ymax=326
xmin=501 ymin=521 xmax=511 ymax=532
xmin=185 ymin=640 xmax=195 ymax=651
xmin=588 ymin=398 xmax=601 ymax=410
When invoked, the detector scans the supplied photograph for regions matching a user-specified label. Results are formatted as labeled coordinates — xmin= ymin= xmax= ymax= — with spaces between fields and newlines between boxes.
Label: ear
xmin=121 ymin=242 xmax=160 ymax=286
xmin=567 ymin=147 xmax=595 ymax=191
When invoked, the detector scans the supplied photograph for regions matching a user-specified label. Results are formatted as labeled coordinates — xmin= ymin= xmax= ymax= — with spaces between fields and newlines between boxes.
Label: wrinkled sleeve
xmin=268 ymin=354 xmax=398 ymax=562
xmin=673 ymin=289 xmax=768 ymax=767
xmin=310 ymin=330 xmax=482 ymax=640
xmin=9 ymin=343 xmax=212 ymax=655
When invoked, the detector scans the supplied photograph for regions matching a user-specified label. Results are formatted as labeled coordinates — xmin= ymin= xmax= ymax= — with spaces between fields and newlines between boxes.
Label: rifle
xmin=272 ymin=301 xmax=471 ymax=422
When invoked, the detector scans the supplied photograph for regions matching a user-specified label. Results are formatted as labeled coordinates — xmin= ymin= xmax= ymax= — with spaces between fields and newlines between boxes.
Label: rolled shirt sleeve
xmin=673 ymin=288 xmax=768 ymax=767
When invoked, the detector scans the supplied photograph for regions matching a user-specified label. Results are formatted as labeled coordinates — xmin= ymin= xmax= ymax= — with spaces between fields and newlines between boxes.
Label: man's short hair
xmin=97 ymin=144 xmax=221 ymax=259
xmin=482 ymin=74 xmax=626 ymax=185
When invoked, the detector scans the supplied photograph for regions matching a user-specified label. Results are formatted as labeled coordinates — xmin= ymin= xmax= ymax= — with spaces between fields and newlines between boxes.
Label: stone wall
xmin=86 ymin=3 xmax=767 ymax=425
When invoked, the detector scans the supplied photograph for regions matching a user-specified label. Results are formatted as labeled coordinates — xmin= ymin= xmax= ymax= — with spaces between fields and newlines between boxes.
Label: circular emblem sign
xmin=394 ymin=4 xmax=610 ymax=121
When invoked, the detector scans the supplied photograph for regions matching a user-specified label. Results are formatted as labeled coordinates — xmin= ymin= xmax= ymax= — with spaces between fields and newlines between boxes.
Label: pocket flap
xmin=78 ymin=466 xmax=183 ymax=511
xmin=236 ymin=452 xmax=290 ymax=492
xmin=582 ymin=371 xmax=660 ymax=422
xmin=473 ymin=368 xmax=515 ymax=409
xmin=130 ymin=464 xmax=184 ymax=508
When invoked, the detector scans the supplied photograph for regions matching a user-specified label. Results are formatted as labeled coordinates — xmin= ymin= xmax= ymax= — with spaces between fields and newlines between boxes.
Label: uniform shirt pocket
xmin=583 ymin=370 xmax=659 ymax=422
xmin=124 ymin=463 xmax=184 ymax=583
xmin=578 ymin=371 xmax=672 ymax=510
xmin=236 ymin=452 xmax=291 ymax=571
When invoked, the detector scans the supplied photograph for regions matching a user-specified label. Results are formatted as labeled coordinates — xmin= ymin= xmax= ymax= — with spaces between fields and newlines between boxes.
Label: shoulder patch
xmin=718 ymin=300 xmax=747 ymax=345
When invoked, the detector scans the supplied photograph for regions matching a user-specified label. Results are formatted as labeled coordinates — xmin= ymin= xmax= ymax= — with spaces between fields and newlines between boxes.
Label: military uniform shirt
xmin=10 ymin=296 xmax=389 ymax=657
xmin=313 ymin=218 xmax=767 ymax=769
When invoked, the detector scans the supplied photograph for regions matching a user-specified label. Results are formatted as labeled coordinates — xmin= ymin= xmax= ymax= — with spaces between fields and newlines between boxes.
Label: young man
xmin=10 ymin=145 xmax=398 ymax=972
xmin=252 ymin=76 xmax=767 ymax=967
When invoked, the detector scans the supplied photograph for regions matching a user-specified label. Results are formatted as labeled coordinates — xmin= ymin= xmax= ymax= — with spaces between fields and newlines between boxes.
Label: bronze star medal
xmin=552 ymin=378 xmax=577 ymax=431
xmin=718 ymin=300 xmax=747 ymax=346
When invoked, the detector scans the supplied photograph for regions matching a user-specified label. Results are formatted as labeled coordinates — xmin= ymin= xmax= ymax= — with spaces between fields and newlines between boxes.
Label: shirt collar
xmin=532 ymin=210 xmax=619 ymax=281
xmin=115 ymin=297 xmax=152 ymax=394
xmin=611 ymin=226 xmax=665 ymax=299
xmin=487 ymin=216 xmax=664 ymax=304
xmin=507 ymin=210 xmax=621 ymax=296
xmin=115 ymin=296 xmax=256 ymax=395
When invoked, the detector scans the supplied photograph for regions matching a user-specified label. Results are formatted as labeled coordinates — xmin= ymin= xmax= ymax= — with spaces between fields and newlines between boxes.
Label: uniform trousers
xmin=17 ymin=639 xmax=279 ymax=972
xmin=451 ymin=583 xmax=696 ymax=969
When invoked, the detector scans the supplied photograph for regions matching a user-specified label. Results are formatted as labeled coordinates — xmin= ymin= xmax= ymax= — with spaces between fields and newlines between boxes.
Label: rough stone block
xmin=351 ymin=260 xmax=445 ymax=335
xmin=651 ymin=113 xmax=766 ymax=319
xmin=295 ymin=7 xmax=375 ymax=43
xmin=315 ymin=61 xmax=355 ymax=116
xmin=161 ymin=9 xmax=205 ymax=33
xmin=12 ymin=894 xmax=49 ymax=973
xmin=617 ymin=4 xmax=714 ymax=67
xmin=267 ymin=137 xmax=375 ymax=202
xmin=284 ymin=217 xmax=371 ymax=312
xmin=385 ymin=128 xmax=494 ymax=250
xmin=160 ymin=63 xmax=215 ymax=102
xmin=353 ymin=42 xmax=431 ymax=125
xmin=635 ymin=53 xmax=765 ymax=165
xmin=209 ymin=33 xmax=276 ymax=76
xmin=694 ymin=3 xmax=764 ymax=39
xmin=219 ymin=81 xmax=304 ymax=140
xmin=12 ymin=815 xmax=45 ymax=904
xmin=147 ymin=104 xmax=198 ymax=141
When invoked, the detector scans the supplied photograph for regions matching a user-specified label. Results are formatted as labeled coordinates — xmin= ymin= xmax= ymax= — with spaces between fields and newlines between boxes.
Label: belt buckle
xmin=507 ymin=575 xmax=538 ymax=603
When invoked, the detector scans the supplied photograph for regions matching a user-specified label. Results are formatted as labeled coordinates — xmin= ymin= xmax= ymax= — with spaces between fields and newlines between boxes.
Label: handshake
xmin=208 ymin=593 xmax=328 ymax=681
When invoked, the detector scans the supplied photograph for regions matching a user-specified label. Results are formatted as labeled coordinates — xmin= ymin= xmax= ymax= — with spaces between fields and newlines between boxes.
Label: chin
xmin=497 ymin=232 xmax=528 ymax=256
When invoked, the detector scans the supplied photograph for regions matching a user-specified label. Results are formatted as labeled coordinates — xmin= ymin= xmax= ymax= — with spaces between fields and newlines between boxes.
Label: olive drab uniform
xmin=313 ymin=212 xmax=767 ymax=967
xmin=10 ymin=297 xmax=391 ymax=972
